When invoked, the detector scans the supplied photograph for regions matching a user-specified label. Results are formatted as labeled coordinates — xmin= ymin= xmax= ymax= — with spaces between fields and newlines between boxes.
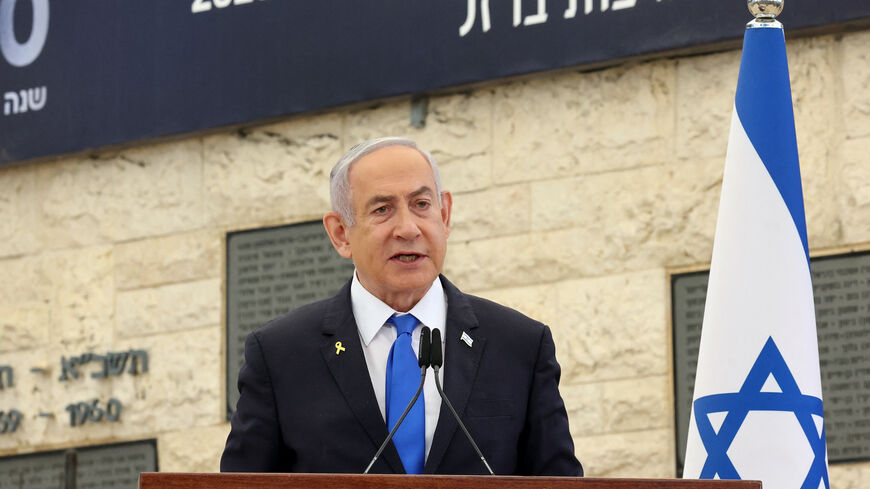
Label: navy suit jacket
xmin=221 ymin=276 xmax=582 ymax=476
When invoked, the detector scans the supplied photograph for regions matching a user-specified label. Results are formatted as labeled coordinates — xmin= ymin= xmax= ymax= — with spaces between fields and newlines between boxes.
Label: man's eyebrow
xmin=363 ymin=187 xmax=434 ymax=209
xmin=408 ymin=186 xmax=435 ymax=199
xmin=364 ymin=194 xmax=395 ymax=209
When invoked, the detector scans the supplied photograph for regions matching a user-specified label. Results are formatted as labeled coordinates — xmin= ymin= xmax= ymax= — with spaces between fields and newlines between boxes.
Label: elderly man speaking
xmin=221 ymin=137 xmax=582 ymax=476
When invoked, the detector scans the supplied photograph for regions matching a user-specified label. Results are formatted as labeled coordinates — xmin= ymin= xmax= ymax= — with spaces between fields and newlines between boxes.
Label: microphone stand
xmin=430 ymin=328 xmax=495 ymax=475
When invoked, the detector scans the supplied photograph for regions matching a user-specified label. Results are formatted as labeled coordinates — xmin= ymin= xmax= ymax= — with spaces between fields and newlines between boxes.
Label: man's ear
xmin=440 ymin=191 xmax=453 ymax=236
xmin=323 ymin=212 xmax=353 ymax=258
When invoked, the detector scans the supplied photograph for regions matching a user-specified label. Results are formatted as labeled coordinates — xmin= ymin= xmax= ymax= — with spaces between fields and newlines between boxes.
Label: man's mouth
xmin=393 ymin=253 xmax=423 ymax=263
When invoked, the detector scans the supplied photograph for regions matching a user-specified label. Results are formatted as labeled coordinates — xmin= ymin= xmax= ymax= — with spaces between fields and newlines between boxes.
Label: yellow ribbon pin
xmin=335 ymin=341 xmax=346 ymax=355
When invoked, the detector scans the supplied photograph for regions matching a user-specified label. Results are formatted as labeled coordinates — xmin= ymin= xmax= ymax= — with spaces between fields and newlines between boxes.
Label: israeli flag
xmin=682 ymin=23 xmax=830 ymax=489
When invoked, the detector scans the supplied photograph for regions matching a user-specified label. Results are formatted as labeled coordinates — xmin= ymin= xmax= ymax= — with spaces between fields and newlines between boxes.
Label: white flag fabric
xmin=682 ymin=23 xmax=830 ymax=489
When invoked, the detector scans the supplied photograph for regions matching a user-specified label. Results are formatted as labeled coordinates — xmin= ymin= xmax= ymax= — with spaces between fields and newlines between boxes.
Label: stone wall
xmin=1 ymin=29 xmax=869 ymax=486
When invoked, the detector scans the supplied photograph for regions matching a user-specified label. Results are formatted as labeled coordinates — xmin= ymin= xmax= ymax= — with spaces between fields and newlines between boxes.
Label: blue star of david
xmin=693 ymin=336 xmax=829 ymax=489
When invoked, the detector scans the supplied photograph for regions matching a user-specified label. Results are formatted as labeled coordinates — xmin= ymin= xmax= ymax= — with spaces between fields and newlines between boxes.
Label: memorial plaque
xmin=672 ymin=252 xmax=870 ymax=473
xmin=75 ymin=441 xmax=157 ymax=489
xmin=226 ymin=221 xmax=354 ymax=417
xmin=0 ymin=452 xmax=63 ymax=489
xmin=811 ymin=253 xmax=870 ymax=461
xmin=671 ymin=270 xmax=708 ymax=474
xmin=0 ymin=439 xmax=156 ymax=489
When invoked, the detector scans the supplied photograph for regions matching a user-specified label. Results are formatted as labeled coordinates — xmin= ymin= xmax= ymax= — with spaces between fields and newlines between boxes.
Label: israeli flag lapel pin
xmin=460 ymin=331 xmax=473 ymax=348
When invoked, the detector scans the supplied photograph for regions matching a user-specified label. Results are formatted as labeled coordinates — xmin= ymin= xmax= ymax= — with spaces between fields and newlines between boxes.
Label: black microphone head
xmin=418 ymin=326 xmax=431 ymax=368
xmin=430 ymin=328 xmax=443 ymax=368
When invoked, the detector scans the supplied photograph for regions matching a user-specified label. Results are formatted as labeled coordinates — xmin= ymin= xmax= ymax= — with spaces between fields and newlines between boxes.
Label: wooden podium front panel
xmin=140 ymin=473 xmax=761 ymax=489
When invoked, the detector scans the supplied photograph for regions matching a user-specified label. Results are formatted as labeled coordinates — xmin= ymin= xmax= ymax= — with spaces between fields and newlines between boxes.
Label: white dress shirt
xmin=350 ymin=272 xmax=446 ymax=461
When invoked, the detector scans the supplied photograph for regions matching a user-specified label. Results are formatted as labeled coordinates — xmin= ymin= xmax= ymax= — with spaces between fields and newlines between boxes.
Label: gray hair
xmin=329 ymin=137 xmax=443 ymax=226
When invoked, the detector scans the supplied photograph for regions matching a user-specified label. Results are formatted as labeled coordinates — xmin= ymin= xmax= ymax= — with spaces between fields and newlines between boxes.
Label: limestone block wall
xmin=0 ymin=30 xmax=869 ymax=486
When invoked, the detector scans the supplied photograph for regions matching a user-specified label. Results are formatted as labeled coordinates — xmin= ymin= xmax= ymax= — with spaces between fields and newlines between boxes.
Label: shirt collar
xmin=351 ymin=271 xmax=446 ymax=346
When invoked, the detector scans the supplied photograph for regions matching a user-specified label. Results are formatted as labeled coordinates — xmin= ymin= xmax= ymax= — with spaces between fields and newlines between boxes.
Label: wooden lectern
xmin=140 ymin=473 xmax=761 ymax=489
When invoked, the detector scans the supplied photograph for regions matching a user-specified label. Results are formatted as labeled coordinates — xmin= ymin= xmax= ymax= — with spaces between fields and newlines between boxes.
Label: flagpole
xmin=682 ymin=1 xmax=830 ymax=488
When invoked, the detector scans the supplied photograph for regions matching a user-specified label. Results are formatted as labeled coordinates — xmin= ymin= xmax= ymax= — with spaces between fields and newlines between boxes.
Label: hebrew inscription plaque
xmin=0 ymin=439 xmax=156 ymax=489
xmin=672 ymin=252 xmax=870 ymax=472
xmin=76 ymin=442 xmax=156 ymax=489
xmin=226 ymin=221 xmax=354 ymax=417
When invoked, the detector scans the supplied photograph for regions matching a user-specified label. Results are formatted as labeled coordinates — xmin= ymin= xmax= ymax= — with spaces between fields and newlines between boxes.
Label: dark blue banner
xmin=1 ymin=0 xmax=868 ymax=164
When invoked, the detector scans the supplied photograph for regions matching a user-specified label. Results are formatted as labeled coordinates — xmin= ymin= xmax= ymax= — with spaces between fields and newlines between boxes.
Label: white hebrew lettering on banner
xmin=459 ymin=0 xmax=491 ymax=36
xmin=611 ymin=0 xmax=636 ymax=11
xmin=17 ymin=89 xmax=27 ymax=113
xmin=563 ymin=0 xmax=595 ymax=19
xmin=3 ymin=86 xmax=47 ymax=116
xmin=27 ymin=86 xmax=46 ymax=110
xmin=3 ymin=91 xmax=18 ymax=115
xmin=524 ymin=0 xmax=548 ymax=26
xmin=460 ymin=0 xmax=645 ymax=37
xmin=564 ymin=0 xmax=577 ymax=18
xmin=192 ymin=0 xmax=265 ymax=15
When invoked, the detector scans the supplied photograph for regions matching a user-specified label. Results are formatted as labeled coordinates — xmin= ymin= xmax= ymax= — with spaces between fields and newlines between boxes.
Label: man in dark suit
xmin=221 ymin=137 xmax=582 ymax=476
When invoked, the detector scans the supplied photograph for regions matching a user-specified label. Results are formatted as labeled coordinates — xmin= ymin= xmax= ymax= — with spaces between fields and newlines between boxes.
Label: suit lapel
xmin=320 ymin=282 xmax=405 ymax=474
xmin=424 ymin=276 xmax=486 ymax=474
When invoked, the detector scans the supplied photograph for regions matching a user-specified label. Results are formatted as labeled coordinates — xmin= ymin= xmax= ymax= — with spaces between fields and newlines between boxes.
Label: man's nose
xmin=393 ymin=206 xmax=422 ymax=240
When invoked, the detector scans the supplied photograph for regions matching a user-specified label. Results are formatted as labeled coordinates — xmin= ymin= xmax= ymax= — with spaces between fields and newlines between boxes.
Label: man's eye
xmin=415 ymin=200 xmax=431 ymax=209
xmin=373 ymin=205 xmax=388 ymax=214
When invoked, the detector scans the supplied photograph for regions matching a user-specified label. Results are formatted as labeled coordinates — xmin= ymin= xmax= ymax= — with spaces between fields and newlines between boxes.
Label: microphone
xmin=363 ymin=326 xmax=431 ymax=474
xmin=430 ymin=328 xmax=495 ymax=475
xmin=418 ymin=325 xmax=431 ymax=369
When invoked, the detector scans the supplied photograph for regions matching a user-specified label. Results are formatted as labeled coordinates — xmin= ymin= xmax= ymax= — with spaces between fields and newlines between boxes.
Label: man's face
xmin=324 ymin=145 xmax=452 ymax=310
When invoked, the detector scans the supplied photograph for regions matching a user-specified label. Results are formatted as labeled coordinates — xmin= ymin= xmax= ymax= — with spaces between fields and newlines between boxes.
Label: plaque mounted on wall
xmin=0 ymin=439 xmax=157 ymax=489
xmin=225 ymin=221 xmax=354 ymax=418
xmin=672 ymin=251 xmax=870 ymax=473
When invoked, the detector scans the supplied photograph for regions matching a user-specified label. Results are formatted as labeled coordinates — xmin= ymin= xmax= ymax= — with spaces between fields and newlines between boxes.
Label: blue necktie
xmin=385 ymin=314 xmax=425 ymax=474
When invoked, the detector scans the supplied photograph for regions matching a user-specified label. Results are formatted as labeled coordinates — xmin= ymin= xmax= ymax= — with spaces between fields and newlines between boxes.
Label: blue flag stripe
xmin=734 ymin=27 xmax=809 ymax=264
